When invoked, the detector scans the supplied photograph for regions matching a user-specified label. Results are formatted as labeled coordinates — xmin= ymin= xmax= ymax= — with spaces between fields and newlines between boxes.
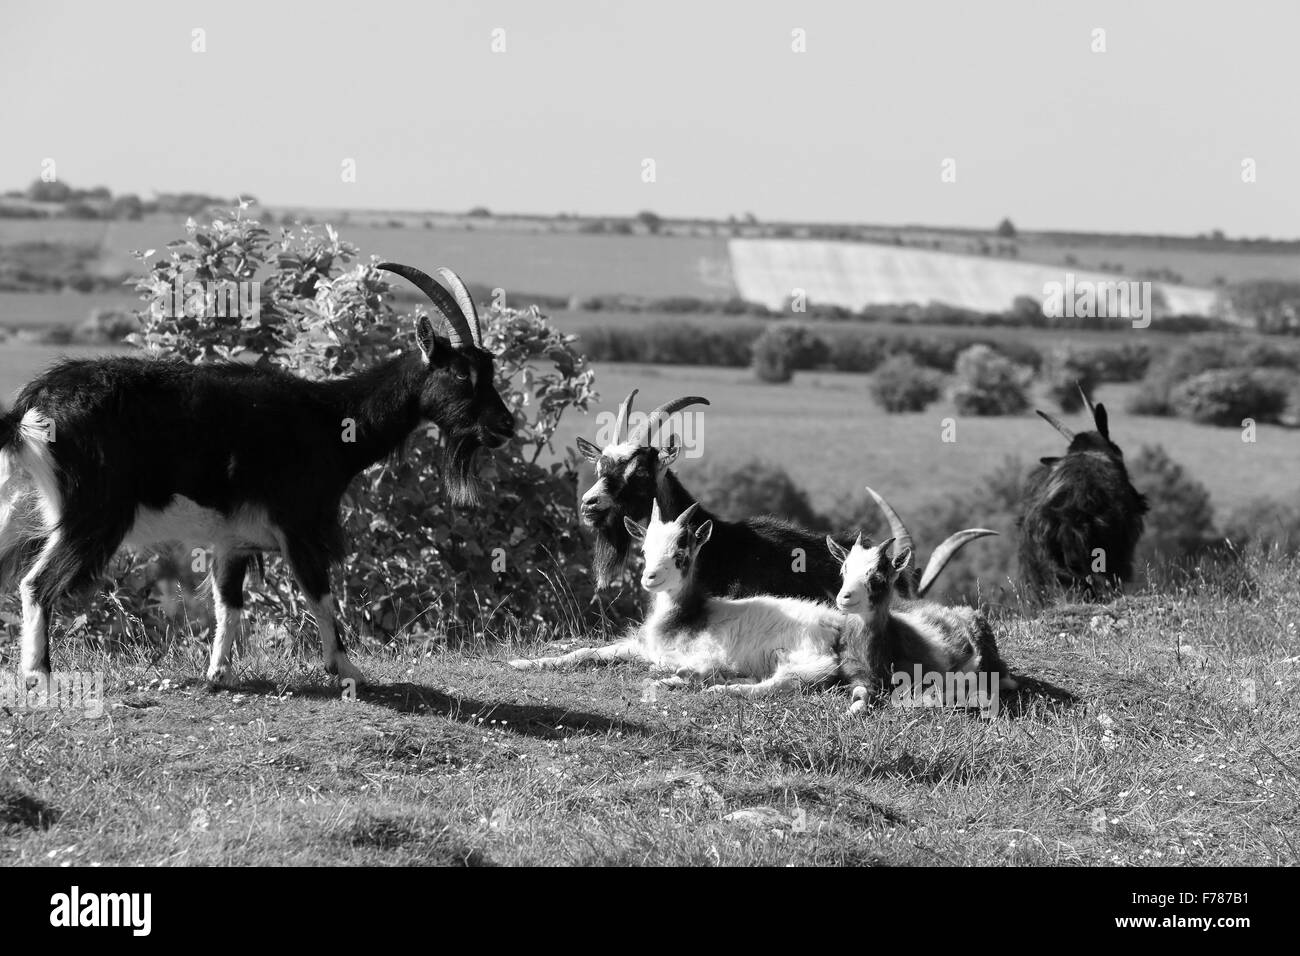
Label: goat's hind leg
xmin=20 ymin=514 xmax=125 ymax=690
xmin=206 ymin=550 xmax=252 ymax=687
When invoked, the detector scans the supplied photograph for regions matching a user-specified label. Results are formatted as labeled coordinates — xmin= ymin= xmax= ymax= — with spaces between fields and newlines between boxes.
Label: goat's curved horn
xmin=864 ymin=487 xmax=915 ymax=572
xmin=614 ymin=389 xmax=638 ymax=443
xmin=628 ymin=396 xmax=711 ymax=447
xmin=377 ymin=262 xmax=475 ymax=351
xmin=916 ymin=529 xmax=999 ymax=597
xmin=434 ymin=267 xmax=483 ymax=348
xmin=1078 ymin=382 xmax=1097 ymax=419
xmin=1036 ymin=409 xmax=1075 ymax=442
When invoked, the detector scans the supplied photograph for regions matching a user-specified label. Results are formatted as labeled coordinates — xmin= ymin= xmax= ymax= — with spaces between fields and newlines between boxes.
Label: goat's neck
xmin=656 ymin=468 xmax=705 ymax=521
xmin=321 ymin=353 xmax=427 ymax=474
xmin=647 ymin=574 xmax=710 ymax=638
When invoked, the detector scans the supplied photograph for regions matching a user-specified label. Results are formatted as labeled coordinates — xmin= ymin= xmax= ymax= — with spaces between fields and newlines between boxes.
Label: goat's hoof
xmin=327 ymin=659 xmax=366 ymax=687
xmin=206 ymin=666 xmax=232 ymax=689
xmin=847 ymin=699 xmax=867 ymax=715
xmin=22 ymin=669 xmax=50 ymax=693
xmin=507 ymin=658 xmax=538 ymax=670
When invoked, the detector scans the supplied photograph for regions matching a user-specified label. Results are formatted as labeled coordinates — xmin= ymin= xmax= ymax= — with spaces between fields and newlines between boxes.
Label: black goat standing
xmin=0 ymin=262 xmax=515 ymax=689
xmin=575 ymin=392 xmax=994 ymax=602
xmin=1018 ymin=389 xmax=1148 ymax=598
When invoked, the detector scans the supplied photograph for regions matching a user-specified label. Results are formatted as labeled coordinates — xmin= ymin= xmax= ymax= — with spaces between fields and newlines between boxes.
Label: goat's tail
xmin=0 ymin=406 xmax=53 ymax=591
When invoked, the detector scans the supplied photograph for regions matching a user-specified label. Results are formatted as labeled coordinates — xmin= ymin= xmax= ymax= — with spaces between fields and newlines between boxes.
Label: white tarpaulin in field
xmin=728 ymin=239 xmax=1221 ymax=318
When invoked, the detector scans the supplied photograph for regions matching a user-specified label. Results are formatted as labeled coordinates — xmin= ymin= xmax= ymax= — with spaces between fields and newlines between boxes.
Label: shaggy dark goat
xmin=575 ymin=392 xmax=995 ymax=601
xmin=1018 ymin=388 xmax=1149 ymax=598
xmin=0 ymin=261 xmax=515 ymax=690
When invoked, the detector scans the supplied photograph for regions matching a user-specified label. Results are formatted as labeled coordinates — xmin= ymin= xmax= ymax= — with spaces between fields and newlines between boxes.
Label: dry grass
xmin=2 ymin=556 xmax=1297 ymax=867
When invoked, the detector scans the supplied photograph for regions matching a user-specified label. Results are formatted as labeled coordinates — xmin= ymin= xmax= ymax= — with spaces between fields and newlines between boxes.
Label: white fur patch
xmin=124 ymin=498 xmax=281 ymax=552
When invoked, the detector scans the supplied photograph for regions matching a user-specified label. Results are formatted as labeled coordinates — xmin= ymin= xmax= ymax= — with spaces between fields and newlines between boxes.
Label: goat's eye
xmin=869 ymin=574 xmax=885 ymax=588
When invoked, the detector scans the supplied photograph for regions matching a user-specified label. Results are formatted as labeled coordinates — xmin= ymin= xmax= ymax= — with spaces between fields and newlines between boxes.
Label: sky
xmin=2 ymin=0 xmax=1296 ymax=236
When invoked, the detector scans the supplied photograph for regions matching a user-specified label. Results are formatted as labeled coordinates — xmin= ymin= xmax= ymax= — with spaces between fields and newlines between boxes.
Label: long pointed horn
xmin=916 ymin=529 xmax=999 ymax=597
xmin=1078 ymin=381 xmax=1097 ymax=420
xmin=614 ymin=389 xmax=638 ymax=443
xmin=1036 ymin=409 xmax=1075 ymax=442
xmin=377 ymin=262 xmax=474 ymax=351
xmin=864 ymin=487 xmax=914 ymax=571
xmin=434 ymin=267 xmax=483 ymax=348
xmin=628 ymin=396 xmax=710 ymax=447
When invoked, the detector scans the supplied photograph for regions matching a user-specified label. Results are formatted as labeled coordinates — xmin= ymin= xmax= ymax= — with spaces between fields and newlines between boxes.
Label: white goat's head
xmin=827 ymin=535 xmax=912 ymax=613
xmin=624 ymin=501 xmax=712 ymax=595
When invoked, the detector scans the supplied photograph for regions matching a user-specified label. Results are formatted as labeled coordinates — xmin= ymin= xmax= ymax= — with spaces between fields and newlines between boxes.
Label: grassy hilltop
xmin=2 ymin=553 xmax=1296 ymax=866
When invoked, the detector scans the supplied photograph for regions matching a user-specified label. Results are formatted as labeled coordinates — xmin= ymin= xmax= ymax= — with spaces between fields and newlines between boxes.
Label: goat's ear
xmin=826 ymin=535 xmax=849 ymax=564
xmin=892 ymin=548 xmax=913 ymax=573
xmin=1094 ymin=403 xmax=1109 ymax=439
xmin=575 ymin=437 xmax=603 ymax=463
xmin=658 ymin=436 xmax=681 ymax=469
xmin=1040 ymin=456 xmax=1060 ymax=466
xmin=694 ymin=520 xmax=713 ymax=547
xmin=416 ymin=315 xmax=437 ymax=363
xmin=623 ymin=516 xmax=646 ymax=540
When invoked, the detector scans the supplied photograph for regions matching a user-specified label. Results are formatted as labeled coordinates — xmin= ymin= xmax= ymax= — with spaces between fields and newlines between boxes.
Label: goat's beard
xmin=590 ymin=518 xmax=631 ymax=589
xmin=441 ymin=433 xmax=485 ymax=507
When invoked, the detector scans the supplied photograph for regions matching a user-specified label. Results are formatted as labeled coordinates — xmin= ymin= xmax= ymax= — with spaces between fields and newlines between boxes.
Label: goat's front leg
xmin=837 ymin=655 xmax=885 ymax=715
xmin=508 ymin=639 xmax=643 ymax=670
xmin=286 ymin=542 xmax=364 ymax=687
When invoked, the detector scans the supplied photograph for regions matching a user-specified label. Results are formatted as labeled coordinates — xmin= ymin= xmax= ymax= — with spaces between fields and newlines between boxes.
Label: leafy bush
xmin=1127 ymin=335 xmax=1300 ymax=416
xmin=1170 ymin=369 xmax=1291 ymax=426
xmin=1043 ymin=346 xmax=1099 ymax=413
xmin=1077 ymin=343 xmax=1151 ymax=383
xmin=749 ymin=325 xmax=827 ymax=383
xmin=870 ymin=355 xmax=943 ymax=412
xmin=691 ymin=460 xmax=825 ymax=530
xmin=950 ymin=344 xmax=1031 ymax=416
xmin=1223 ymin=494 xmax=1300 ymax=555
xmin=1128 ymin=445 xmax=1219 ymax=573
xmin=118 ymin=209 xmax=601 ymax=640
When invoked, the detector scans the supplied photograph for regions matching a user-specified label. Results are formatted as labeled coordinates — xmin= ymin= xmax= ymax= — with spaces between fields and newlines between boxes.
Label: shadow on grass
xmin=197 ymin=677 xmax=654 ymax=742
xmin=997 ymin=673 xmax=1080 ymax=719
xmin=0 ymin=781 xmax=59 ymax=833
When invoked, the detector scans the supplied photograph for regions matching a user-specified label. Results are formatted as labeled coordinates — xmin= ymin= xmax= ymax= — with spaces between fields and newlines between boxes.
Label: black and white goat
xmin=830 ymin=534 xmax=1017 ymax=714
xmin=1018 ymin=389 xmax=1148 ymax=598
xmin=575 ymin=392 xmax=995 ymax=601
xmin=0 ymin=262 xmax=514 ymax=689
xmin=511 ymin=501 xmax=858 ymax=699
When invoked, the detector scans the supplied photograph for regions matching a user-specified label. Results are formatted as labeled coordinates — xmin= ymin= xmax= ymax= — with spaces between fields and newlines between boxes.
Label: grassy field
xmin=547 ymin=363 xmax=1299 ymax=521
xmin=2 ymin=555 xmax=1297 ymax=865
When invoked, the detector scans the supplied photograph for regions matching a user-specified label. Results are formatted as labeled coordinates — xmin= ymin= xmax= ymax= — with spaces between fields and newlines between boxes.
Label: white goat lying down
xmin=510 ymin=501 xmax=862 ymax=697
xmin=510 ymin=500 xmax=1018 ymax=713
xmin=828 ymin=533 xmax=1018 ymax=713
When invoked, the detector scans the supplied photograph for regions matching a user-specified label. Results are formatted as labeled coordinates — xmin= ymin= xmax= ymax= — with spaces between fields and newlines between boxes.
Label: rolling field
xmin=546 ymin=363 xmax=1299 ymax=522
xmin=0 ymin=336 xmax=1293 ymax=525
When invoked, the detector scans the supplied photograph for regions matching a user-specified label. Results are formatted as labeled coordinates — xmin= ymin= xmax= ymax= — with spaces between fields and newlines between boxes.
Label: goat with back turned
xmin=1018 ymin=387 xmax=1148 ymax=599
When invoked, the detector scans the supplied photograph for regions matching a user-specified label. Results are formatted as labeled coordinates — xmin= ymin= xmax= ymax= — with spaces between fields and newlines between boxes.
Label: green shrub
xmin=692 ymin=460 xmax=825 ymax=530
xmin=1128 ymin=445 xmax=1219 ymax=574
xmin=1223 ymin=495 xmax=1300 ymax=555
xmin=950 ymin=344 xmax=1031 ymax=416
xmin=118 ymin=209 xmax=600 ymax=639
xmin=1170 ymin=369 xmax=1291 ymax=426
xmin=1043 ymin=346 xmax=1099 ymax=413
xmin=870 ymin=355 xmax=943 ymax=412
xmin=750 ymin=325 xmax=826 ymax=383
